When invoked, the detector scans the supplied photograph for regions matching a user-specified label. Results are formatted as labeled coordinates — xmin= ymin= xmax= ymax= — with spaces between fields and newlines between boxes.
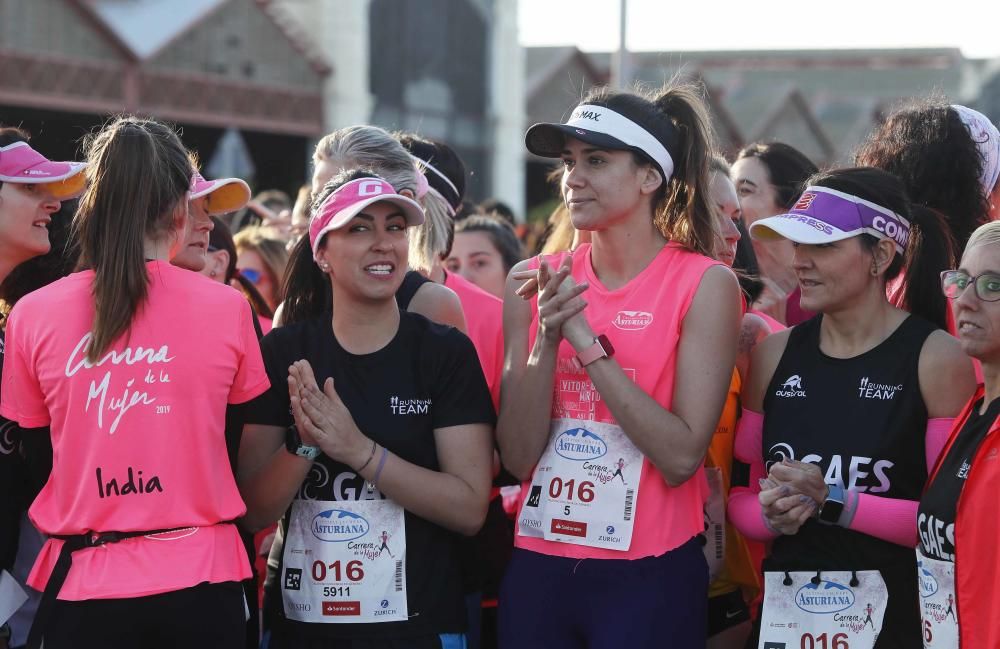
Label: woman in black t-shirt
xmin=730 ymin=168 xmax=975 ymax=648
xmin=918 ymin=221 xmax=1000 ymax=647
xmin=238 ymin=170 xmax=495 ymax=649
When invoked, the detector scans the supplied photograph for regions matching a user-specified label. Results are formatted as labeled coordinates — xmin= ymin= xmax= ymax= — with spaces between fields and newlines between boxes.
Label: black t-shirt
xmin=245 ymin=311 xmax=495 ymax=640
xmin=917 ymin=396 xmax=1000 ymax=563
xmin=761 ymin=315 xmax=936 ymax=649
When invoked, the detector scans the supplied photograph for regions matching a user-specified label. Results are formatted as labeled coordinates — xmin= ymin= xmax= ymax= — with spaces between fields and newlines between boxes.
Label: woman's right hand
xmin=534 ymin=258 xmax=589 ymax=344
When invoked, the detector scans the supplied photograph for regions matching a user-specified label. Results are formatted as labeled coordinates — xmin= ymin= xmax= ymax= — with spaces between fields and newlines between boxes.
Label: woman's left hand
xmin=768 ymin=459 xmax=829 ymax=505
xmin=288 ymin=359 xmax=371 ymax=469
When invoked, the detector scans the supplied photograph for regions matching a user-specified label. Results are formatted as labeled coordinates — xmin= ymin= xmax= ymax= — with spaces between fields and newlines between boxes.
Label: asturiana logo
xmin=312 ymin=509 xmax=370 ymax=543
xmin=917 ymin=561 xmax=939 ymax=598
xmin=612 ymin=310 xmax=654 ymax=331
xmin=554 ymin=428 xmax=608 ymax=461
xmin=775 ymin=374 xmax=807 ymax=398
xmin=795 ymin=580 xmax=855 ymax=614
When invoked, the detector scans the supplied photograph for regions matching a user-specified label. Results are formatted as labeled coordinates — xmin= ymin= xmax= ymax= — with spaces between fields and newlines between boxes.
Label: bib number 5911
xmin=800 ymin=632 xmax=849 ymax=649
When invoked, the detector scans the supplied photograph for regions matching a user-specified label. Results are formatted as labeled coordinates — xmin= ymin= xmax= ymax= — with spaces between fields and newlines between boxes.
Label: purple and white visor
xmin=750 ymin=186 xmax=911 ymax=255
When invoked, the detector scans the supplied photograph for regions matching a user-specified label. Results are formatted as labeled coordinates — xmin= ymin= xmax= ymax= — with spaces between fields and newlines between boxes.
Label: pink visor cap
xmin=189 ymin=172 xmax=251 ymax=215
xmin=309 ymin=177 xmax=424 ymax=262
xmin=0 ymin=141 xmax=86 ymax=199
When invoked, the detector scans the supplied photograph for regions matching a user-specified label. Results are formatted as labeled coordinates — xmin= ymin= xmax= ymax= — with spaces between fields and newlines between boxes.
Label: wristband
xmin=355 ymin=439 xmax=377 ymax=473
xmin=366 ymin=447 xmax=389 ymax=495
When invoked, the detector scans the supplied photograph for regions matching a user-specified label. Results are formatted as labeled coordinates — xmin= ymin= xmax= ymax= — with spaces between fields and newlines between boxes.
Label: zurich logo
xmin=795 ymin=580 xmax=856 ymax=614
xmin=606 ymin=526 xmax=615 ymax=535
xmin=555 ymin=428 xmax=608 ymax=461
xmin=381 ymin=599 xmax=389 ymax=609
xmin=311 ymin=509 xmax=370 ymax=543
xmin=917 ymin=561 xmax=938 ymax=598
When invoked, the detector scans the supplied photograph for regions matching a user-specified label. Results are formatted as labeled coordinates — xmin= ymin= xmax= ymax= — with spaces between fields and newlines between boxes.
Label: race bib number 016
xmin=518 ymin=419 xmax=643 ymax=551
xmin=282 ymin=498 xmax=407 ymax=623
xmin=759 ymin=570 xmax=887 ymax=649
xmin=916 ymin=550 xmax=958 ymax=648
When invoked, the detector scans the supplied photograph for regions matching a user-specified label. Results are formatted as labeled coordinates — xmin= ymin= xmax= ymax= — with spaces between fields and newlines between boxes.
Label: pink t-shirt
xmin=515 ymin=243 xmax=725 ymax=560
xmin=444 ymin=272 xmax=503 ymax=409
xmin=0 ymin=261 xmax=270 ymax=600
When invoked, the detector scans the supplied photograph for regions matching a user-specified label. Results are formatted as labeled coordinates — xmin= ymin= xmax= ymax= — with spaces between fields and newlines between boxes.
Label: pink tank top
xmin=515 ymin=243 xmax=722 ymax=560
xmin=444 ymin=272 xmax=503 ymax=409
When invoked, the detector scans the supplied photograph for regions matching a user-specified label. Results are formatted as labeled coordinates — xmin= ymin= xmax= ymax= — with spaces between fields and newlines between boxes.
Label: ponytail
xmin=74 ymin=116 xmax=190 ymax=361
xmin=895 ymin=206 xmax=955 ymax=330
xmin=280 ymin=234 xmax=331 ymax=327
xmin=649 ymin=83 xmax=719 ymax=257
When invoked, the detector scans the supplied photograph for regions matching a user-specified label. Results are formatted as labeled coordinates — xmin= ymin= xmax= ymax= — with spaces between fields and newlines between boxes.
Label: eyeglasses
xmin=940 ymin=270 xmax=1000 ymax=302
xmin=239 ymin=268 xmax=263 ymax=284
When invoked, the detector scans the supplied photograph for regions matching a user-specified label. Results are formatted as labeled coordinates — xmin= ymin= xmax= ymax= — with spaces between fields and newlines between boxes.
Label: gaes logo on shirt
xmin=311 ymin=509 xmax=370 ymax=542
xmin=775 ymin=374 xmax=806 ymax=398
xmin=389 ymin=396 xmax=431 ymax=415
xmin=794 ymin=580 xmax=856 ymax=614
xmin=611 ymin=310 xmax=654 ymax=331
xmin=554 ymin=427 xmax=608 ymax=461
xmin=857 ymin=377 xmax=903 ymax=400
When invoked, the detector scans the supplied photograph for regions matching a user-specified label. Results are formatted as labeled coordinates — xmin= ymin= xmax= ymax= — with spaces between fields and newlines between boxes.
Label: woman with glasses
xmin=234 ymin=225 xmax=290 ymax=317
xmin=729 ymin=167 xmax=976 ymax=648
xmin=918 ymin=222 xmax=1000 ymax=648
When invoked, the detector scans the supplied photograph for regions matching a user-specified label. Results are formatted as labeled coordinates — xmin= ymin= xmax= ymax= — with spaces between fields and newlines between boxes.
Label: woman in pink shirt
xmin=0 ymin=117 xmax=269 ymax=649
xmin=497 ymin=84 xmax=741 ymax=648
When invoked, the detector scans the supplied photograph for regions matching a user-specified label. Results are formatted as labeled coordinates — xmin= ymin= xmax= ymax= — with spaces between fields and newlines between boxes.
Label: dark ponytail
xmin=895 ymin=205 xmax=955 ymax=330
xmin=650 ymin=84 xmax=718 ymax=257
xmin=75 ymin=116 xmax=190 ymax=361
xmin=279 ymin=168 xmax=382 ymax=326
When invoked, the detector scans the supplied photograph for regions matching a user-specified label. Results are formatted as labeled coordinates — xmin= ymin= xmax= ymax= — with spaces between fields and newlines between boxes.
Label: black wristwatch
xmin=285 ymin=424 xmax=321 ymax=460
xmin=817 ymin=485 xmax=846 ymax=524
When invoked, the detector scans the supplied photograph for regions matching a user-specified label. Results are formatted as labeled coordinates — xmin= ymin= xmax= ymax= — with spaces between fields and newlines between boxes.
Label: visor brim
xmin=525 ymin=122 xmax=633 ymax=158
xmin=750 ymin=215 xmax=862 ymax=246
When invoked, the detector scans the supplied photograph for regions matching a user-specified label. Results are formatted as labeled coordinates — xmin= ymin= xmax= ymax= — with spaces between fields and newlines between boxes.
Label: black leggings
xmin=42 ymin=581 xmax=246 ymax=649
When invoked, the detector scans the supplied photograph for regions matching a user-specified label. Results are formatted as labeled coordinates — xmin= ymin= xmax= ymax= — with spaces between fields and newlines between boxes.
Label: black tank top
xmin=761 ymin=314 xmax=936 ymax=648
xmin=395 ymin=270 xmax=430 ymax=311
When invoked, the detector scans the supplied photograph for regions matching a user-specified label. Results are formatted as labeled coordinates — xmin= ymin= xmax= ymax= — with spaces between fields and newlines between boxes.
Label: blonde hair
xmin=963 ymin=221 xmax=1000 ymax=262
xmin=233 ymin=226 xmax=290 ymax=305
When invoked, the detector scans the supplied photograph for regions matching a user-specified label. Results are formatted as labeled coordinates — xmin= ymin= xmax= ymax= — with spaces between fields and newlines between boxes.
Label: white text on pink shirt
xmin=65 ymin=332 xmax=174 ymax=434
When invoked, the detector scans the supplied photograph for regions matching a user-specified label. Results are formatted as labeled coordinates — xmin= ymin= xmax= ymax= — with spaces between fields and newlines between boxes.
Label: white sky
xmin=518 ymin=0 xmax=1000 ymax=59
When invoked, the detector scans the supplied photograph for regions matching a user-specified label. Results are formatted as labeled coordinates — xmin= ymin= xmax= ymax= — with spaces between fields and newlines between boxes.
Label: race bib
xmin=916 ymin=550 xmax=958 ymax=648
xmin=518 ymin=418 xmax=643 ymax=551
xmin=759 ymin=570 xmax=888 ymax=649
xmin=281 ymin=498 xmax=407 ymax=623
xmin=702 ymin=467 xmax=726 ymax=583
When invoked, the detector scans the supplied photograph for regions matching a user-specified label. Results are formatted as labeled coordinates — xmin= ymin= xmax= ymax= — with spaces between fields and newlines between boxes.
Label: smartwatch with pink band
xmin=573 ymin=334 xmax=615 ymax=370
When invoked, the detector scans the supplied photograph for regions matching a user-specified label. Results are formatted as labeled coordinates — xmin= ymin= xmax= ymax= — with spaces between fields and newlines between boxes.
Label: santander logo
xmin=612 ymin=310 xmax=653 ymax=331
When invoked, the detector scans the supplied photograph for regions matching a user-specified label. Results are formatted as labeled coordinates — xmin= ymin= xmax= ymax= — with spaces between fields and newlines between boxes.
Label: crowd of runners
xmin=0 ymin=83 xmax=999 ymax=649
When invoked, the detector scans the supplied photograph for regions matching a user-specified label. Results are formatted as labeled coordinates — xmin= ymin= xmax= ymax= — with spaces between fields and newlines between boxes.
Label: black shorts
xmin=42 ymin=581 xmax=246 ymax=649
xmin=707 ymin=587 xmax=750 ymax=637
